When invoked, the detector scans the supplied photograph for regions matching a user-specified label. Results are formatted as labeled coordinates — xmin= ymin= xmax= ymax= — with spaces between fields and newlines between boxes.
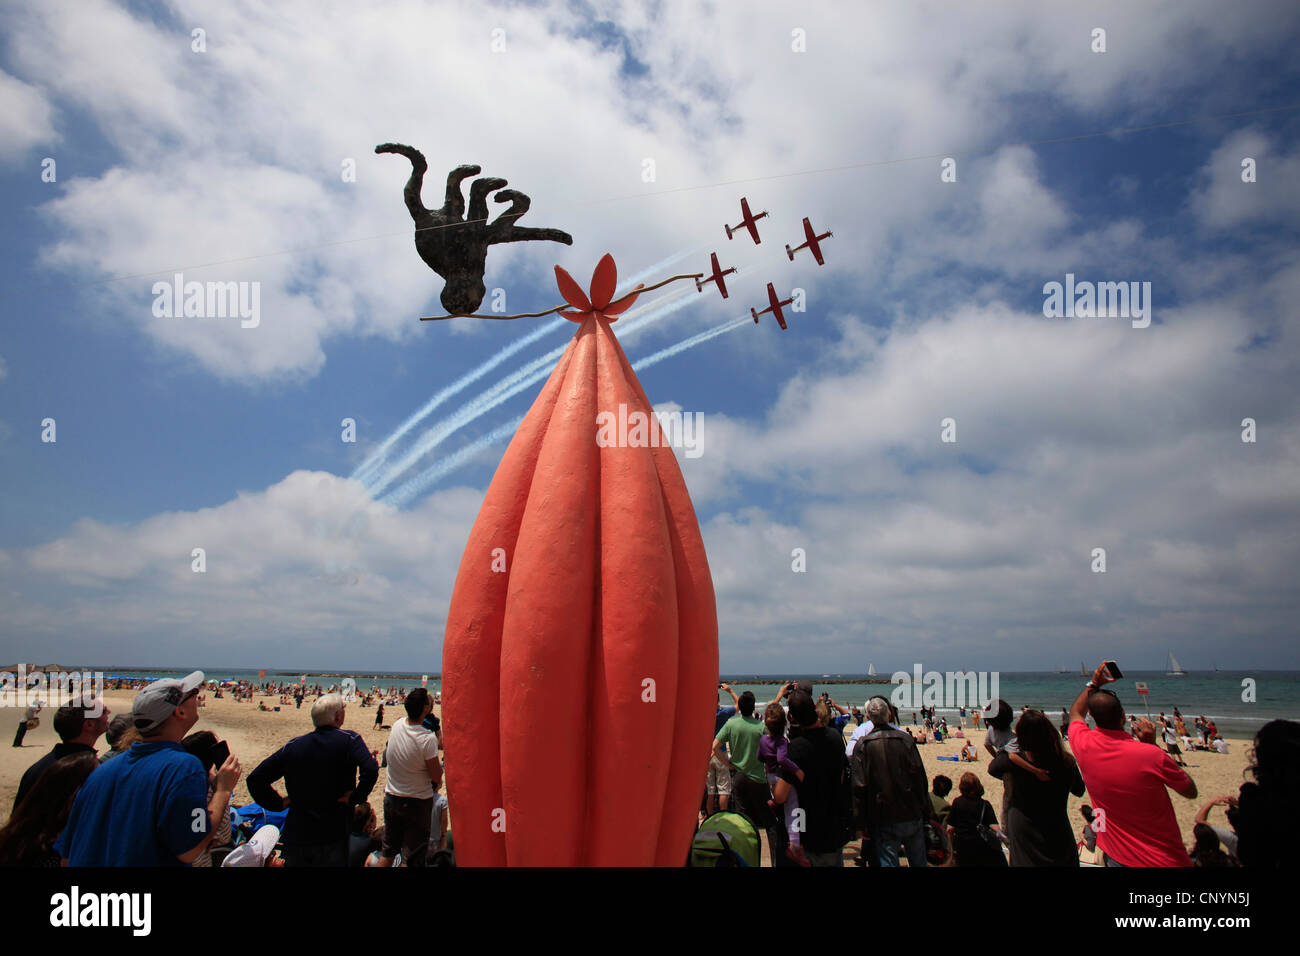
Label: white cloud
xmin=1189 ymin=128 xmax=1300 ymax=231
xmin=5 ymin=0 xmax=1293 ymax=381
xmin=0 ymin=69 xmax=56 ymax=164
xmin=9 ymin=471 xmax=479 ymax=666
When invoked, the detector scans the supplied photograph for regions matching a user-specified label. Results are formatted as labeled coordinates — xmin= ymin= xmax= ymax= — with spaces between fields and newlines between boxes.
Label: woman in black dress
xmin=946 ymin=772 xmax=1006 ymax=867
xmin=988 ymin=710 xmax=1085 ymax=866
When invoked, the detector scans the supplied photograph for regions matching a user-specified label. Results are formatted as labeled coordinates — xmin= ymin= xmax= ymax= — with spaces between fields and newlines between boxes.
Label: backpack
xmin=690 ymin=811 xmax=761 ymax=867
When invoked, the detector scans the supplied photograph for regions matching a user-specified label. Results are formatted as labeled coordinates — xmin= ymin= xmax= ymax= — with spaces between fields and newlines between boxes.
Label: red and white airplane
xmin=695 ymin=252 xmax=737 ymax=298
xmin=725 ymin=197 xmax=768 ymax=244
xmin=750 ymin=283 xmax=795 ymax=330
xmin=785 ymin=217 xmax=832 ymax=265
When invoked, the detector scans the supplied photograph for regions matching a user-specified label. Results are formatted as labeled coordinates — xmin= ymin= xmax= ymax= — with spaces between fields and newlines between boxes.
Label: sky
xmin=1 ymin=0 xmax=1298 ymax=674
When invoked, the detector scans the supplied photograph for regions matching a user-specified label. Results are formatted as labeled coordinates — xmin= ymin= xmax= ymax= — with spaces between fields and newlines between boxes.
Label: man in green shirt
xmin=712 ymin=691 xmax=775 ymax=837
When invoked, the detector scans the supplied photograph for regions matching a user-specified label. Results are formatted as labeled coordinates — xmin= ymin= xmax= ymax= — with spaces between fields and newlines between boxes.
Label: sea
xmin=75 ymin=667 xmax=1299 ymax=739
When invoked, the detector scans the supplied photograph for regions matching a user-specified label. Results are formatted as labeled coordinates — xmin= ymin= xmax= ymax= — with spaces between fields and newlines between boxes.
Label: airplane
xmin=750 ymin=282 xmax=794 ymax=330
xmin=725 ymin=197 xmax=768 ymax=244
xmin=785 ymin=217 xmax=832 ymax=265
xmin=695 ymin=252 xmax=737 ymax=298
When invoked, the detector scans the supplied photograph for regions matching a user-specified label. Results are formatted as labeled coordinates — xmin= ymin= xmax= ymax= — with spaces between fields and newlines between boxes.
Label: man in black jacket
xmin=851 ymin=696 xmax=934 ymax=867
xmin=772 ymin=690 xmax=850 ymax=866
xmin=247 ymin=693 xmax=379 ymax=867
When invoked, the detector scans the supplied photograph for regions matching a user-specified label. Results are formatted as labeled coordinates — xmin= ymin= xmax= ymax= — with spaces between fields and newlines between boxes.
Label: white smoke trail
xmin=352 ymin=246 xmax=700 ymax=485
xmin=352 ymin=318 xmax=561 ymax=485
xmin=383 ymin=313 xmax=751 ymax=506
xmin=382 ymin=416 xmax=525 ymax=507
xmin=367 ymin=284 xmax=705 ymax=497
xmin=630 ymin=315 xmax=750 ymax=372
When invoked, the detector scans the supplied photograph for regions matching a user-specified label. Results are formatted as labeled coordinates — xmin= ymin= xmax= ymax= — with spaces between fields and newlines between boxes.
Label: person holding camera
xmin=1067 ymin=662 xmax=1197 ymax=867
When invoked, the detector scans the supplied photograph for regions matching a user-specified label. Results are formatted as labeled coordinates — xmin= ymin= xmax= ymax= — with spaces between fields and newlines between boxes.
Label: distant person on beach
xmin=374 ymin=704 xmax=385 ymax=729
xmin=759 ymin=701 xmax=808 ymax=866
xmin=56 ymin=671 xmax=241 ymax=866
xmin=247 ymin=693 xmax=379 ymax=867
xmin=14 ymin=699 xmax=111 ymax=810
xmin=989 ymin=710 xmax=1085 ymax=866
xmin=378 ymin=688 xmax=441 ymax=867
xmin=11 ymin=695 xmax=44 ymax=748
xmin=945 ymin=772 xmax=1005 ymax=867
xmin=772 ymin=691 xmax=849 ymax=867
xmin=850 ymin=697 xmax=933 ymax=867
xmin=1067 ymin=664 xmax=1196 ymax=867
xmin=1226 ymin=719 xmax=1299 ymax=868
xmin=0 ymin=751 xmax=99 ymax=866
xmin=960 ymin=740 xmax=978 ymax=761
xmin=1162 ymin=721 xmax=1188 ymax=767
xmin=971 ymin=709 xmax=982 ymax=730
xmin=713 ymin=691 xmax=777 ymax=854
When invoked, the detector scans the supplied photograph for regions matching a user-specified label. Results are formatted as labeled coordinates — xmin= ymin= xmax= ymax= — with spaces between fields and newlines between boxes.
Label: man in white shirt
xmin=378 ymin=688 xmax=441 ymax=867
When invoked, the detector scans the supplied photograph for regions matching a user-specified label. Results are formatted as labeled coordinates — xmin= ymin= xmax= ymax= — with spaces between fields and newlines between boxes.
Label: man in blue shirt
xmin=248 ymin=692 xmax=378 ymax=866
xmin=56 ymin=671 xmax=241 ymax=866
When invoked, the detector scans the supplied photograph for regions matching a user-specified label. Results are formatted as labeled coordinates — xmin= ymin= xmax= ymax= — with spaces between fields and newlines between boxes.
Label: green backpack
xmin=690 ymin=811 xmax=761 ymax=867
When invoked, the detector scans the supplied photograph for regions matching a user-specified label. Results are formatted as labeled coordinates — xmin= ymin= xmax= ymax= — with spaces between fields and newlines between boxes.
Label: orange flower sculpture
xmin=441 ymin=254 xmax=719 ymax=866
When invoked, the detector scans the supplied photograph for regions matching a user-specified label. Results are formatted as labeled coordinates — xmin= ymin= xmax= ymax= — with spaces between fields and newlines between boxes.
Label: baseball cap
xmin=133 ymin=671 xmax=205 ymax=732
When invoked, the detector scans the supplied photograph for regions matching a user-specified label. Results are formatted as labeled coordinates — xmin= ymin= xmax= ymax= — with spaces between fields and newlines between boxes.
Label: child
xmin=760 ymin=701 xmax=808 ymax=867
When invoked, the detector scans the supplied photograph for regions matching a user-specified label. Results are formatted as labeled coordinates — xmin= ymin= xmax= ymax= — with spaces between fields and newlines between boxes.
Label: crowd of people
xmin=0 ymin=672 xmax=450 ymax=867
xmin=1 ymin=663 xmax=1294 ymax=868
xmin=706 ymin=666 xmax=1295 ymax=867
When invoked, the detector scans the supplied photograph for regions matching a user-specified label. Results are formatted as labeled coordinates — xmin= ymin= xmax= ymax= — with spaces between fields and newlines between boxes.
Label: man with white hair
xmin=850 ymin=696 xmax=934 ymax=867
xmin=248 ymin=692 xmax=379 ymax=867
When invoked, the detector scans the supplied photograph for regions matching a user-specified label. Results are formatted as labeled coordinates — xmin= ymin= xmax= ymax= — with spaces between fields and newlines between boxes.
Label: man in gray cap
xmin=55 ymin=671 xmax=242 ymax=866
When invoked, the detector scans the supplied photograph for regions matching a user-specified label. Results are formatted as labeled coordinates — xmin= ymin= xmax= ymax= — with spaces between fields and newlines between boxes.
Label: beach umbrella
xmin=443 ymin=255 xmax=718 ymax=867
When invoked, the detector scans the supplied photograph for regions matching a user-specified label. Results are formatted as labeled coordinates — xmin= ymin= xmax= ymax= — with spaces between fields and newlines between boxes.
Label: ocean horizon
xmin=17 ymin=665 xmax=1292 ymax=739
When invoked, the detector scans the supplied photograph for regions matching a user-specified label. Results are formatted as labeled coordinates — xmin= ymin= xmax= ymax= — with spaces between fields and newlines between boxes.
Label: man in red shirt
xmin=1068 ymin=664 xmax=1197 ymax=866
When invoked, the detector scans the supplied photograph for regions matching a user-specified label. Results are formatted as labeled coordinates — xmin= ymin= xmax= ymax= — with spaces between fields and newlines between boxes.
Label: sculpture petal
xmin=602 ymin=285 xmax=645 ymax=316
xmin=589 ymin=253 xmax=618 ymax=311
xmin=554 ymin=265 xmax=591 ymax=312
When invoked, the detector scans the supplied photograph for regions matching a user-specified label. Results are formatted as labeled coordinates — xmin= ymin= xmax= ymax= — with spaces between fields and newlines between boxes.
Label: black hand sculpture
xmin=376 ymin=143 xmax=574 ymax=315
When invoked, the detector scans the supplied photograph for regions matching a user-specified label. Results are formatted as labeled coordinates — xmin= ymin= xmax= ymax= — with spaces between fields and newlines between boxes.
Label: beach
xmin=2 ymin=688 xmax=1256 ymax=865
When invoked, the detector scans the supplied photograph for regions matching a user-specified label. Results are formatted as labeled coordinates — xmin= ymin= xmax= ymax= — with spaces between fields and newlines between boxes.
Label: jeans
xmin=871 ymin=818 xmax=927 ymax=867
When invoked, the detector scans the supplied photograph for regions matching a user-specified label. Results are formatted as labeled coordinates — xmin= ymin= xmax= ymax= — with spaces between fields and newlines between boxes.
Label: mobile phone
xmin=1103 ymin=661 xmax=1123 ymax=680
xmin=209 ymin=740 xmax=231 ymax=769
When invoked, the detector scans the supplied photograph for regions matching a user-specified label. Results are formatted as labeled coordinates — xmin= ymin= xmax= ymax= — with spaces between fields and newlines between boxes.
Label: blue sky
xmin=1 ymin=0 xmax=1298 ymax=673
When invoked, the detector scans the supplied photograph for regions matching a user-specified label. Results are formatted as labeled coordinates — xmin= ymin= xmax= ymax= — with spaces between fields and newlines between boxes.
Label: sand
xmin=0 ymin=689 xmax=428 ymax=829
xmin=1 ymin=695 xmax=1255 ymax=865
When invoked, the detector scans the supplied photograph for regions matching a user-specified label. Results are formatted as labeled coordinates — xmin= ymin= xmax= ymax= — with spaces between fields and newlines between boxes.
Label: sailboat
xmin=1080 ymin=661 xmax=1088 ymax=677
xmin=867 ymin=663 xmax=877 ymax=677
xmin=1166 ymin=651 xmax=1187 ymax=677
